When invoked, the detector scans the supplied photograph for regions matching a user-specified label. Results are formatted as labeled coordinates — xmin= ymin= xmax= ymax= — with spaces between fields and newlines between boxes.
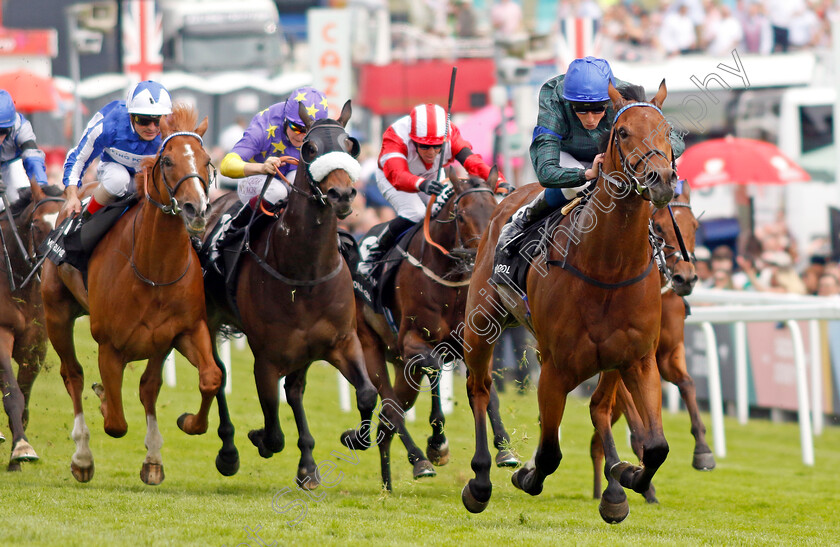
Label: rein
xmin=423 ymin=186 xmax=494 ymax=257
xmin=145 ymin=131 xmax=211 ymax=215
xmin=8 ymin=195 xmax=66 ymax=290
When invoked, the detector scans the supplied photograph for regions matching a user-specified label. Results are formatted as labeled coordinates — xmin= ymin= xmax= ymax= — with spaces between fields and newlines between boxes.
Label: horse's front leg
xmin=173 ymin=321 xmax=222 ymax=435
xmin=283 ymin=365 xmax=319 ymax=490
xmin=510 ymin=354 xmax=569 ymax=500
xmin=138 ymin=355 xmax=166 ymax=485
xmin=488 ymin=382 xmax=519 ymax=467
xmin=0 ymin=330 xmax=38 ymax=468
xmin=590 ymin=371 xmax=631 ymax=522
xmin=248 ymin=355 xmax=285 ymax=459
xmin=329 ymin=334 xmax=378 ymax=452
xmin=611 ymin=351 xmax=670 ymax=498
xmin=212 ymin=338 xmax=239 ymax=477
xmin=659 ymin=342 xmax=715 ymax=470
xmin=95 ymin=343 xmax=128 ymax=438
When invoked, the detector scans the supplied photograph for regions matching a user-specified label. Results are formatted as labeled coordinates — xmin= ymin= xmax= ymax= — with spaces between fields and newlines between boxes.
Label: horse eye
xmin=162 ymin=156 xmax=173 ymax=167
xmin=301 ymin=141 xmax=318 ymax=163
xmin=343 ymin=136 xmax=361 ymax=158
xmin=618 ymin=127 xmax=629 ymax=139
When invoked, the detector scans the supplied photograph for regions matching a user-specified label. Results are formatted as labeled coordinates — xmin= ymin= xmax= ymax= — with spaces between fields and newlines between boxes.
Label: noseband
xmin=296 ymin=122 xmax=361 ymax=206
xmin=146 ymin=131 xmax=213 ymax=215
xmin=433 ymin=186 xmax=494 ymax=267
xmin=601 ymin=103 xmax=675 ymax=197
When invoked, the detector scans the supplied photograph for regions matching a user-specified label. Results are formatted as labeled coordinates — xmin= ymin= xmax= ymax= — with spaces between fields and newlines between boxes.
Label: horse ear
xmin=681 ymin=178 xmax=691 ymax=200
xmin=29 ymin=177 xmax=45 ymax=201
xmin=299 ymin=102 xmax=314 ymax=130
xmin=651 ymin=79 xmax=667 ymax=108
xmin=608 ymin=82 xmax=624 ymax=111
xmin=486 ymin=166 xmax=498 ymax=189
xmin=159 ymin=114 xmax=171 ymax=138
xmin=195 ymin=116 xmax=208 ymax=137
xmin=446 ymin=166 xmax=460 ymax=191
xmin=338 ymin=100 xmax=352 ymax=127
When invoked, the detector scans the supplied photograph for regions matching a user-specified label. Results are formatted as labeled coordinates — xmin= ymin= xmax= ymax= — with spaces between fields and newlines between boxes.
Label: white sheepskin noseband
xmin=308 ymin=151 xmax=361 ymax=183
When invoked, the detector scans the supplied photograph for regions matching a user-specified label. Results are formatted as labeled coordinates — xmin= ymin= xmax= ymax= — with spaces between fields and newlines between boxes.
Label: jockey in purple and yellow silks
xmin=219 ymin=86 xmax=329 ymax=224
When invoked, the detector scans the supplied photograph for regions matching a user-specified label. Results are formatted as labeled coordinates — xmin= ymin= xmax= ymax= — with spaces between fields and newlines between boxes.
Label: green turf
xmin=2 ymin=320 xmax=839 ymax=546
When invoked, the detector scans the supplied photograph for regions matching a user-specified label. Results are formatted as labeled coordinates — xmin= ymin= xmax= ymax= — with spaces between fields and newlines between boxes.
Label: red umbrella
xmin=0 ymin=69 xmax=59 ymax=113
xmin=676 ymin=136 xmax=810 ymax=188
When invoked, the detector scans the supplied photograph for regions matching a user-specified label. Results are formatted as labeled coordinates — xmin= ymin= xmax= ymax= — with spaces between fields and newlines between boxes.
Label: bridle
xmin=145 ymin=131 xmax=213 ymax=215
xmin=653 ymin=200 xmax=694 ymax=292
xmin=430 ymin=185 xmax=494 ymax=268
xmin=600 ymin=103 xmax=676 ymax=198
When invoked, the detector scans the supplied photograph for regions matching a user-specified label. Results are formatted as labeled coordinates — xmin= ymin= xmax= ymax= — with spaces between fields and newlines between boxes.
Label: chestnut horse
xmin=0 ymin=179 xmax=63 ymax=469
xmin=41 ymin=104 xmax=220 ymax=484
xmin=354 ymin=167 xmax=517 ymax=491
xmin=460 ymin=82 xmax=676 ymax=523
xmin=591 ymin=181 xmax=714 ymax=504
xmin=207 ymin=101 xmax=378 ymax=488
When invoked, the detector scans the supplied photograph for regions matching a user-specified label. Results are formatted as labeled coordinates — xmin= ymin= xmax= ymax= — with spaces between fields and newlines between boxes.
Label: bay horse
xmin=354 ymin=166 xmax=518 ymax=491
xmin=591 ymin=180 xmax=714 ymax=505
xmin=41 ymin=104 xmax=219 ymax=484
xmin=207 ymin=101 xmax=378 ymax=489
xmin=0 ymin=179 xmax=63 ymax=470
xmin=460 ymin=82 xmax=676 ymax=523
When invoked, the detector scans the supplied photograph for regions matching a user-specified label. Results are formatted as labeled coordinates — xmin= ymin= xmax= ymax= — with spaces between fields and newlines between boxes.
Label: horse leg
xmin=488 ymin=383 xmax=519 ymax=467
xmin=590 ymin=371 xmax=632 ymax=522
xmin=614 ymin=377 xmax=658 ymax=504
xmin=283 ymin=366 xmax=319 ymax=490
xmin=511 ymin=357 xmax=568 ymax=499
xmin=0 ymin=331 xmax=38 ymax=468
xmin=461 ymin=326 xmax=498 ymax=514
xmin=424 ymin=357 xmax=449 ymax=467
xmin=328 ymin=336 xmax=378 ymax=452
xmin=138 ymin=355 xmax=166 ymax=485
xmin=43 ymin=267 xmax=93 ymax=481
xmin=611 ymin=352 xmax=670 ymax=498
xmin=393 ymin=358 xmax=437 ymax=480
xmin=248 ymin=357 xmax=285 ymax=458
xmin=660 ymin=343 xmax=715 ymax=470
xmin=212 ymin=340 xmax=239 ymax=477
xmin=174 ymin=323 xmax=223 ymax=435
xmin=93 ymin=343 xmax=128 ymax=437
xmin=15 ymin=355 xmax=43 ymax=431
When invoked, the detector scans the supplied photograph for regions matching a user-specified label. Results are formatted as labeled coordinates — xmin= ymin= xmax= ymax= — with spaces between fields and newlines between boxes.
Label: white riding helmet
xmin=126 ymin=80 xmax=172 ymax=116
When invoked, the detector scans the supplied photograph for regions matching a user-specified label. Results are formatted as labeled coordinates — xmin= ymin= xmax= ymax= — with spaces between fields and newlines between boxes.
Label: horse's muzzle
xmin=328 ymin=187 xmax=357 ymax=220
xmin=181 ymin=202 xmax=208 ymax=235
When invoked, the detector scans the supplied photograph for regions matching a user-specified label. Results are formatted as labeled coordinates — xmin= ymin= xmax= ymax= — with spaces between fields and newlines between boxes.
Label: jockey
xmin=62 ymin=80 xmax=172 ymax=218
xmin=497 ymin=56 xmax=685 ymax=251
xmin=360 ymin=103 xmax=512 ymax=268
xmin=219 ymin=86 xmax=330 ymax=231
xmin=0 ymin=89 xmax=49 ymax=206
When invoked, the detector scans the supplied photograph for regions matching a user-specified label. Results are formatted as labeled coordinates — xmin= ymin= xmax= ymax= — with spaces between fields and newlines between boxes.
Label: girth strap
xmin=546 ymin=254 xmax=655 ymax=290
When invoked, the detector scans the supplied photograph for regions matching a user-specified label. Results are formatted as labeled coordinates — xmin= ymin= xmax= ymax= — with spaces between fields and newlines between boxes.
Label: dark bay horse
xmin=354 ymin=167 xmax=517 ymax=491
xmin=207 ymin=101 xmax=378 ymax=488
xmin=591 ymin=180 xmax=714 ymax=504
xmin=461 ymin=82 xmax=677 ymax=523
xmin=0 ymin=179 xmax=63 ymax=469
xmin=41 ymin=104 xmax=219 ymax=484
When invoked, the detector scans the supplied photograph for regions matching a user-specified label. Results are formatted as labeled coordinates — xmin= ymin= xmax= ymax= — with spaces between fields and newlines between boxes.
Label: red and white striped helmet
xmin=409 ymin=104 xmax=447 ymax=146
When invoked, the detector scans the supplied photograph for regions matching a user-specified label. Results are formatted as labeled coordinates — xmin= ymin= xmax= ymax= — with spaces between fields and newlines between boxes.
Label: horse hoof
xmin=511 ymin=467 xmax=542 ymax=496
xmin=215 ymin=449 xmax=240 ymax=477
xmin=11 ymin=440 xmax=39 ymax=462
xmin=7 ymin=461 xmax=20 ymax=472
xmin=0 ymin=430 xmax=5 ymax=443
xmin=413 ymin=459 xmax=437 ymax=479
xmin=426 ymin=440 xmax=450 ymax=466
xmin=609 ymin=461 xmax=636 ymax=485
xmin=599 ymin=497 xmax=630 ymax=524
xmin=296 ymin=468 xmax=320 ymax=490
xmin=341 ymin=429 xmax=370 ymax=451
xmin=692 ymin=451 xmax=716 ymax=471
xmin=643 ymin=484 xmax=659 ymax=504
xmin=140 ymin=462 xmax=165 ymax=485
xmin=247 ymin=429 xmax=276 ymax=459
xmin=495 ymin=449 xmax=520 ymax=468
xmin=91 ymin=382 xmax=105 ymax=400
xmin=71 ymin=461 xmax=94 ymax=483
xmin=461 ymin=484 xmax=489 ymax=514
xmin=177 ymin=413 xmax=189 ymax=432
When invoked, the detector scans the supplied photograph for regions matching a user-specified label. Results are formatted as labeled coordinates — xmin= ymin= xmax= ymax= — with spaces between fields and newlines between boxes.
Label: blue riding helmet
xmin=0 ymin=89 xmax=16 ymax=128
xmin=126 ymin=80 xmax=172 ymax=116
xmin=284 ymin=86 xmax=329 ymax=127
xmin=562 ymin=57 xmax=614 ymax=104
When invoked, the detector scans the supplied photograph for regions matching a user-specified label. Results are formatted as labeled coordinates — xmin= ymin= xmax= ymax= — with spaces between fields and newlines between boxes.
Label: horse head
xmin=25 ymin=180 xmax=64 ymax=254
xmin=436 ymin=165 xmax=499 ymax=271
xmin=606 ymin=80 xmax=677 ymax=209
xmin=297 ymin=100 xmax=360 ymax=220
xmin=652 ymin=180 xmax=699 ymax=296
xmin=151 ymin=104 xmax=212 ymax=235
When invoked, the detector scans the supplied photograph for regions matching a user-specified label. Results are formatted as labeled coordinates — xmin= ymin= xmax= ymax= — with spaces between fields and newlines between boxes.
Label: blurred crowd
xmin=697 ymin=218 xmax=840 ymax=297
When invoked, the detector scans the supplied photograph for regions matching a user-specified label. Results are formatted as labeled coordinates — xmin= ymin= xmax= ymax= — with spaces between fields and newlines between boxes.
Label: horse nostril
xmin=349 ymin=187 xmax=357 ymax=201
xmin=327 ymin=187 xmax=356 ymax=202
xmin=182 ymin=203 xmax=196 ymax=217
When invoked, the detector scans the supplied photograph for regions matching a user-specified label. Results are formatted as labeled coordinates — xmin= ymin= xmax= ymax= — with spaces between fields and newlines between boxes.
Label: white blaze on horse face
xmin=181 ymin=141 xmax=208 ymax=210
xmin=42 ymin=212 xmax=59 ymax=231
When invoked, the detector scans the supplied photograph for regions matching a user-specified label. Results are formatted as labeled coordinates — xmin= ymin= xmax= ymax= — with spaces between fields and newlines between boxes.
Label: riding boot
xmin=359 ymin=216 xmax=415 ymax=275
xmin=497 ymin=190 xmax=551 ymax=252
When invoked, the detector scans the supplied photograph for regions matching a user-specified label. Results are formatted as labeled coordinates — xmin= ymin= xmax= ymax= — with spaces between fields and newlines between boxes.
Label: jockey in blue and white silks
xmin=62 ymin=80 xmax=173 ymax=218
xmin=0 ymin=89 xmax=49 ymax=206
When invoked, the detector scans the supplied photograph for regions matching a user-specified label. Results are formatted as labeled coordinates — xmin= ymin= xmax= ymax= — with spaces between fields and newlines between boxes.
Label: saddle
xmin=349 ymin=223 xmax=421 ymax=322
xmin=41 ymin=196 xmax=138 ymax=280
xmin=491 ymin=197 xmax=582 ymax=297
